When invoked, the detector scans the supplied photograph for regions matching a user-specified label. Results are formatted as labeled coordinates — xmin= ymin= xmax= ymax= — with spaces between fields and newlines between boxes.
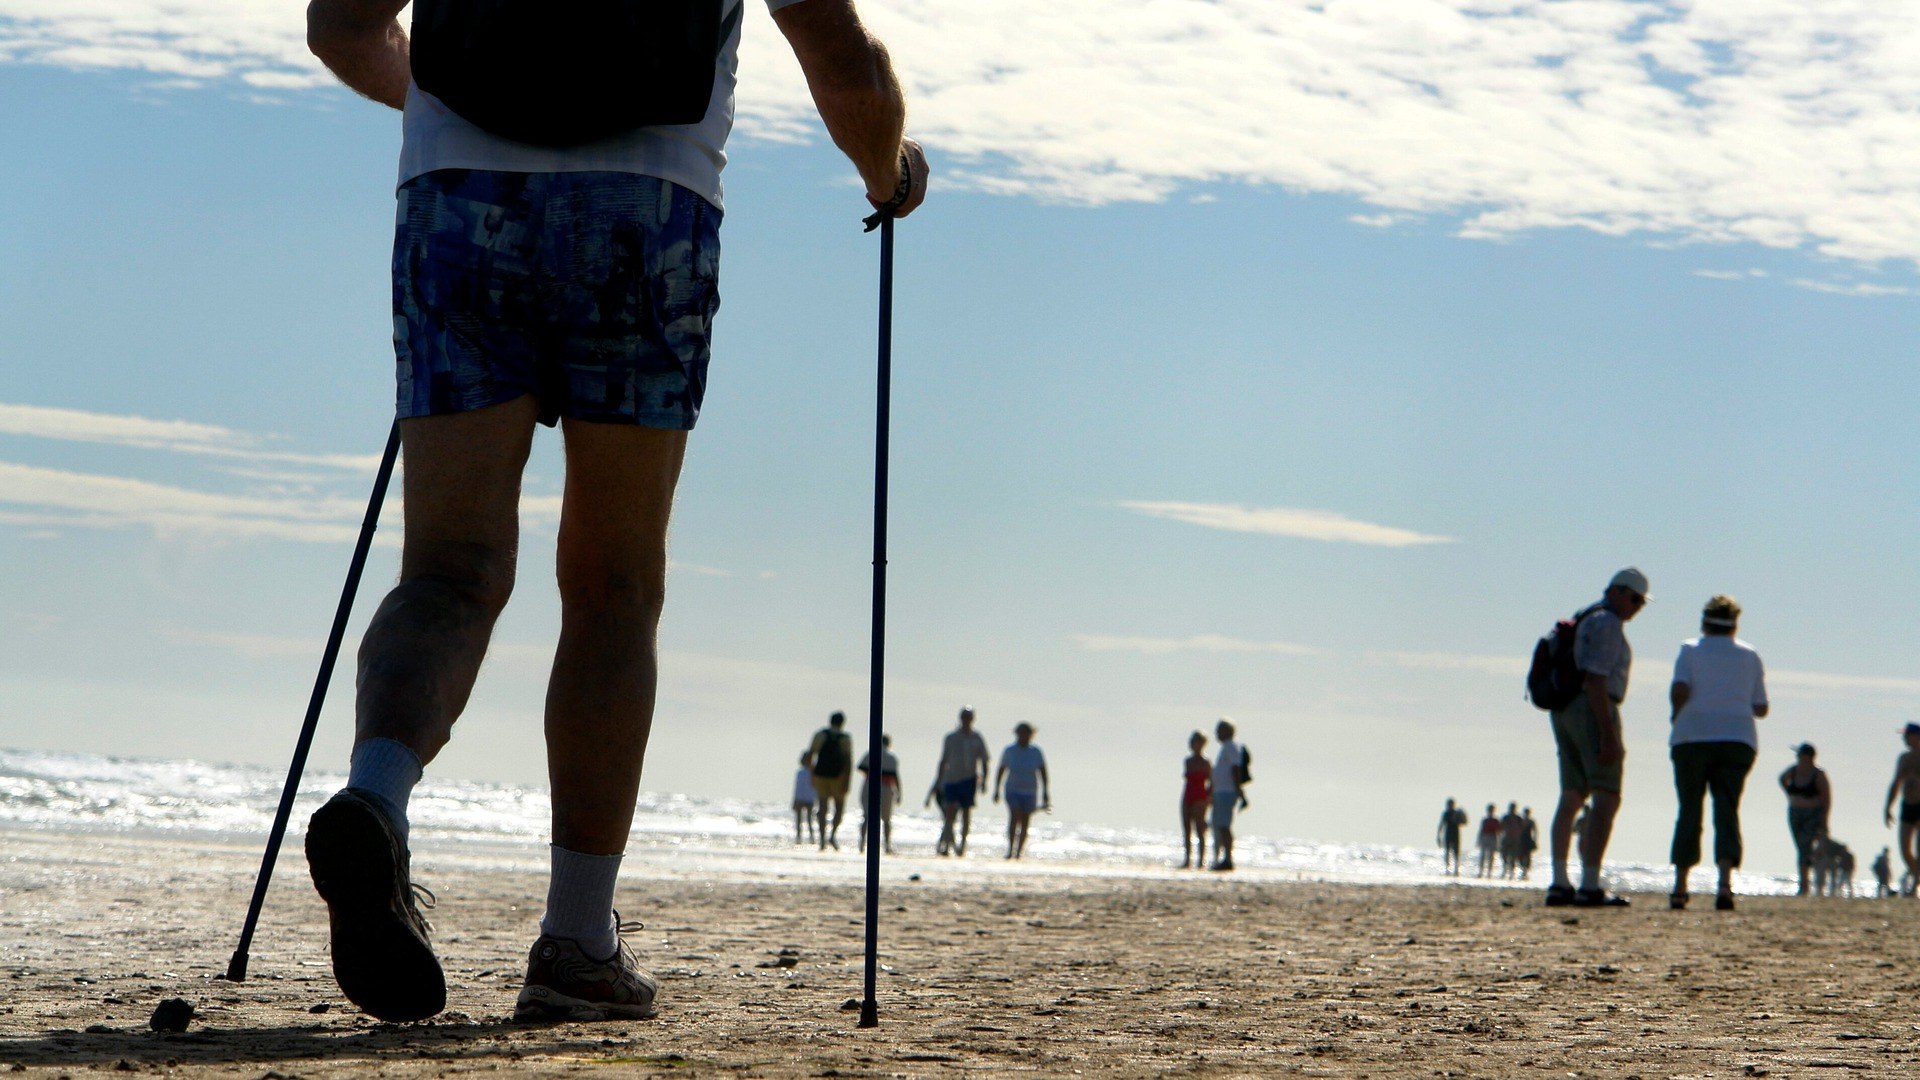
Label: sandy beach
xmin=6 ymin=824 xmax=1920 ymax=1077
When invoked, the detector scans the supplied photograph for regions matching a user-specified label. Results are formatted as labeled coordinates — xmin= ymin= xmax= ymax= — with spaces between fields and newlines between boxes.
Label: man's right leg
xmin=1901 ymin=823 xmax=1920 ymax=893
xmin=1549 ymin=788 xmax=1587 ymax=890
xmin=1581 ymin=789 xmax=1622 ymax=888
xmin=311 ymin=397 xmax=539 ymax=1023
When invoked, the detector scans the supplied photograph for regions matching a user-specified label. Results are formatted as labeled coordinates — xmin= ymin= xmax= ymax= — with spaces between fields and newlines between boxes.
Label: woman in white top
xmin=1667 ymin=595 xmax=1770 ymax=911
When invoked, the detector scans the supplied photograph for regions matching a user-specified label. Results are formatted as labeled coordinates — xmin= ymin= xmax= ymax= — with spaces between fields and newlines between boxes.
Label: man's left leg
xmin=515 ymin=421 xmax=684 ymax=1022
xmin=307 ymin=398 xmax=540 ymax=1024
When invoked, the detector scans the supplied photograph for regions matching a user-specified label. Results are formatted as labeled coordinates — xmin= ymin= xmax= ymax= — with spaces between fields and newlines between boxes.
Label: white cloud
xmin=1073 ymin=633 xmax=1322 ymax=657
xmin=1373 ymin=650 xmax=1527 ymax=677
xmin=5 ymin=2 xmax=1920 ymax=267
xmin=1693 ymin=268 xmax=1768 ymax=281
xmin=1789 ymin=279 xmax=1916 ymax=298
xmin=0 ymin=402 xmax=379 ymax=470
xmin=1121 ymin=500 xmax=1453 ymax=547
xmin=1349 ymin=213 xmax=1404 ymax=229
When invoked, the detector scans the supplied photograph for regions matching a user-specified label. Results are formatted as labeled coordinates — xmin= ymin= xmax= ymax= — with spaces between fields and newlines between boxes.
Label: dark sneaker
xmin=1543 ymin=883 xmax=1576 ymax=906
xmin=1573 ymin=888 xmax=1630 ymax=908
xmin=515 ymin=926 xmax=658 ymax=1022
xmin=305 ymin=789 xmax=445 ymax=1022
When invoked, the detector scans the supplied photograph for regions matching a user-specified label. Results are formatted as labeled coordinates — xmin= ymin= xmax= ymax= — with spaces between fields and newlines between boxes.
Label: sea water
xmin=0 ymin=747 xmax=1805 ymax=894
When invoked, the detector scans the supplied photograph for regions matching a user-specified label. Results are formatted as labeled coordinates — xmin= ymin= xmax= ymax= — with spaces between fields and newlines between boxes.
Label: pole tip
xmin=225 ymin=951 xmax=249 ymax=983
xmin=858 ymin=1000 xmax=879 ymax=1028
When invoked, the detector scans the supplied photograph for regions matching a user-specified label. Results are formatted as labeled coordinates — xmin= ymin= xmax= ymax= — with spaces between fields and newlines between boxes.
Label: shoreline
xmin=6 ymin=824 xmax=1920 ymax=1076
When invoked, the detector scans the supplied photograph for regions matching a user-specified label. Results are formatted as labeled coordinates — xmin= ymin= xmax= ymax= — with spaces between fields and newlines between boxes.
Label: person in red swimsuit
xmin=1180 ymin=731 xmax=1213 ymax=869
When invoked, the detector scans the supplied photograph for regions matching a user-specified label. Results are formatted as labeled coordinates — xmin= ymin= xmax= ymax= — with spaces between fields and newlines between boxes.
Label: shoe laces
xmin=410 ymin=883 xmax=438 ymax=909
xmin=613 ymin=911 xmax=644 ymax=936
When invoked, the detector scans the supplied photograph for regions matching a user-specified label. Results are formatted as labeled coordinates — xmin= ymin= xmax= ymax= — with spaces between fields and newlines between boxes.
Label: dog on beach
xmin=1811 ymin=837 xmax=1856 ymax=898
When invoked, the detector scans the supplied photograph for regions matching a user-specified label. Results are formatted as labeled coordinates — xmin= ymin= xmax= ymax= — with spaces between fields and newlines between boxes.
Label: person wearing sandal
xmin=1666 ymin=595 xmax=1770 ymax=912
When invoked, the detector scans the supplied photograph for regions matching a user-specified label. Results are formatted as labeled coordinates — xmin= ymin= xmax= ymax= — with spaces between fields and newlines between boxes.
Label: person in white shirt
xmin=993 ymin=723 xmax=1050 ymax=859
xmin=1210 ymin=718 xmax=1249 ymax=871
xmin=791 ymin=753 xmax=817 ymax=846
xmin=1666 ymin=594 xmax=1769 ymax=911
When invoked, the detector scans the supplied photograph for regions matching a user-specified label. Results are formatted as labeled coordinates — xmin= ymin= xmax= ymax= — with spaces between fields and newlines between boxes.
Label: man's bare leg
xmin=1902 ymin=822 xmax=1920 ymax=895
xmin=355 ymin=397 xmax=539 ymax=762
xmin=544 ymin=422 xmax=685 ymax=856
xmin=1579 ymin=790 xmax=1622 ymax=889
xmin=311 ymin=397 xmax=537 ymax=1023
xmin=1549 ymin=789 xmax=1586 ymax=888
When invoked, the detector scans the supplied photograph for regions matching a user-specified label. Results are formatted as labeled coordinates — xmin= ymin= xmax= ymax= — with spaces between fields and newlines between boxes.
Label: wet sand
xmin=6 ymin=825 xmax=1920 ymax=1077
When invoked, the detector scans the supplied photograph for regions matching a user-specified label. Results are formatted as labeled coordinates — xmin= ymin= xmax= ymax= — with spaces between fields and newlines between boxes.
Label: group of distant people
xmin=1529 ymin=567 xmax=1919 ymax=911
xmin=789 ymin=706 xmax=1050 ymax=860
xmin=1437 ymin=800 xmax=1538 ymax=879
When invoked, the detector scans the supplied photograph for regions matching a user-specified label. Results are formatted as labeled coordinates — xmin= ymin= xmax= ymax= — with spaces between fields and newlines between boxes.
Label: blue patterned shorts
xmin=393 ymin=170 xmax=720 ymax=429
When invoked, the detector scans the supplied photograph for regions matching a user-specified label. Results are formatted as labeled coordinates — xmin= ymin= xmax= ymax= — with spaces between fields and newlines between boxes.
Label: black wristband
xmin=862 ymin=150 xmax=914 ymax=232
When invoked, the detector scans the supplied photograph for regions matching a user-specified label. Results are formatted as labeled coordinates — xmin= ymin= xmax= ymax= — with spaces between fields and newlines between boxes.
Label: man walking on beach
xmin=1882 ymin=723 xmax=1920 ymax=895
xmin=299 ymin=0 xmax=927 ymax=1024
xmin=1437 ymin=798 xmax=1467 ymax=876
xmin=993 ymin=722 xmax=1050 ymax=859
xmin=1499 ymin=802 xmax=1526 ymax=879
xmin=1211 ymin=719 xmax=1249 ymax=871
xmin=1546 ymin=568 xmax=1648 ymax=908
xmin=806 ymin=711 xmax=855 ymax=850
xmin=929 ymin=707 xmax=990 ymax=856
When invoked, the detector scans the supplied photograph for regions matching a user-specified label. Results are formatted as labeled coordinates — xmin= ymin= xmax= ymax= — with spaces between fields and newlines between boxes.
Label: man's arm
xmin=1038 ymin=763 xmax=1050 ymax=808
xmin=307 ymin=0 xmax=411 ymax=110
xmin=772 ymin=0 xmax=928 ymax=215
xmin=1886 ymin=759 xmax=1904 ymax=826
xmin=992 ymin=760 xmax=1007 ymax=802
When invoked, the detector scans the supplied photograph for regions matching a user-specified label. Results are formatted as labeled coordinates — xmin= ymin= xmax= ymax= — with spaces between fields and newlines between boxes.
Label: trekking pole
xmin=858 ymin=205 xmax=898 ymax=1028
xmin=226 ymin=420 xmax=401 ymax=982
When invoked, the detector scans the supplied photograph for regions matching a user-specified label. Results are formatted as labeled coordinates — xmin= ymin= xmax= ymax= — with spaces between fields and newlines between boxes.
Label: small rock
xmin=839 ymin=998 xmax=862 ymax=1011
xmin=113 ymin=1060 xmax=137 ymax=1072
xmin=149 ymin=998 xmax=195 ymax=1033
xmin=308 ymin=1002 xmax=332 ymax=1014
xmin=908 ymin=874 xmax=921 ymax=882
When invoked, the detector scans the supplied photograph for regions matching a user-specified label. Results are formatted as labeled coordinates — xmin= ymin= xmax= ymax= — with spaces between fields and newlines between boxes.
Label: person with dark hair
xmin=1436 ymin=798 xmax=1467 ymax=876
xmin=1475 ymin=804 xmax=1500 ymax=878
xmin=300 ymin=0 xmax=928 ymax=1023
xmin=1181 ymin=732 xmax=1214 ymax=869
xmin=791 ymin=753 xmax=817 ymax=845
xmin=856 ymin=734 xmax=900 ymax=855
xmin=1210 ymin=718 xmax=1249 ymax=871
xmin=1882 ymin=724 xmax=1920 ymax=896
xmin=993 ymin=723 xmax=1050 ymax=859
xmin=1666 ymin=594 xmax=1769 ymax=911
xmin=1783 ymin=743 xmax=1832 ymax=895
xmin=1499 ymin=802 xmax=1526 ymax=879
xmin=806 ymin=711 xmax=855 ymax=851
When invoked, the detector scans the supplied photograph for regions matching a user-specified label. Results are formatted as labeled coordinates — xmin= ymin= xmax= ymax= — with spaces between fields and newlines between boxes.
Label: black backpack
xmin=1526 ymin=603 xmax=1602 ymax=711
xmin=410 ymin=0 xmax=735 ymax=147
xmin=812 ymin=730 xmax=849 ymax=777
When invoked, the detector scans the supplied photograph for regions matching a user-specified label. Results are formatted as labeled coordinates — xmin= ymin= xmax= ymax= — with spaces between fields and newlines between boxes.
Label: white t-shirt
xmin=1669 ymin=635 xmax=1769 ymax=748
xmin=999 ymin=743 xmax=1046 ymax=795
xmin=1213 ymin=740 xmax=1245 ymax=796
xmin=397 ymin=0 xmax=812 ymax=210
xmin=792 ymin=767 xmax=816 ymax=804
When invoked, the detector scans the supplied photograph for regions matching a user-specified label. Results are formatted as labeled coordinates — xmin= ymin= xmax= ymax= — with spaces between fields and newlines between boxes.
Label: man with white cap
xmin=1546 ymin=567 xmax=1650 ymax=907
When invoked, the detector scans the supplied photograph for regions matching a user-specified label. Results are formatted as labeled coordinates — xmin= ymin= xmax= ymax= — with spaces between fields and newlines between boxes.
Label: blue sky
xmin=2 ymin=1 xmax=1917 ymax=880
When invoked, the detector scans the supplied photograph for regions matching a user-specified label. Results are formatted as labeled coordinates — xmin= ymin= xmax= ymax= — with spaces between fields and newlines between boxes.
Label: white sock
xmin=346 ymin=738 xmax=423 ymax=844
xmin=541 ymin=845 xmax=622 ymax=960
xmin=1581 ymin=861 xmax=1601 ymax=891
xmin=1551 ymin=859 xmax=1571 ymax=887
